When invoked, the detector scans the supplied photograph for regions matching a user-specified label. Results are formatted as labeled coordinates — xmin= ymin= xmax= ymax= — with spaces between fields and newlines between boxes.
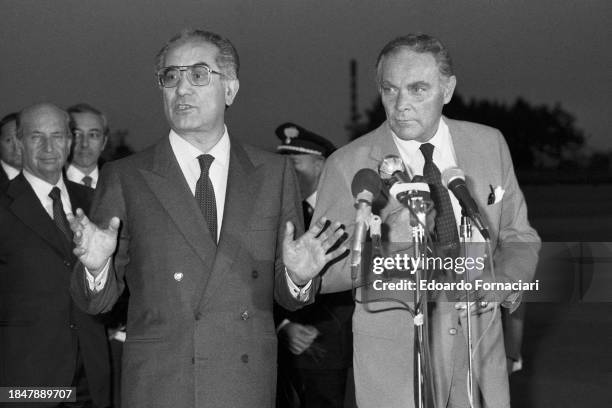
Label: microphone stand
xmin=460 ymin=214 xmax=475 ymax=408
xmin=409 ymin=196 xmax=433 ymax=408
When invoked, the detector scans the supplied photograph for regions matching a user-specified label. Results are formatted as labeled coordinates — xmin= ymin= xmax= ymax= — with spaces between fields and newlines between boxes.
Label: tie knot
xmin=48 ymin=186 xmax=62 ymax=201
xmin=82 ymin=176 xmax=93 ymax=187
xmin=419 ymin=143 xmax=434 ymax=162
xmin=197 ymin=154 xmax=215 ymax=174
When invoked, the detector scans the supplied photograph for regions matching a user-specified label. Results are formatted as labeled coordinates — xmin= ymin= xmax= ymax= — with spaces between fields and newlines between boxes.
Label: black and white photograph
xmin=1 ymin=1 xmax=610 ymax=407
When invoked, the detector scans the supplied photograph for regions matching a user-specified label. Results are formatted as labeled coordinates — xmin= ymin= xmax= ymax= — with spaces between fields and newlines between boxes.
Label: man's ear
xmin=443 ymin=75 xmax=457 ymax=104
xmin=224 ymin=79 xmax=240 ymax=106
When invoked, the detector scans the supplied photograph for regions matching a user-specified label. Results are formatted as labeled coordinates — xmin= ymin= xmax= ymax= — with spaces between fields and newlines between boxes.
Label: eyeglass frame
xmin=156 ymin=63 xmax=225 ymax=88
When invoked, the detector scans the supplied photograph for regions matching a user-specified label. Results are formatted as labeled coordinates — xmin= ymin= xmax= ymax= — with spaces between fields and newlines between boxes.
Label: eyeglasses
xmin=156 ymin=64 xmax=224 ymax=88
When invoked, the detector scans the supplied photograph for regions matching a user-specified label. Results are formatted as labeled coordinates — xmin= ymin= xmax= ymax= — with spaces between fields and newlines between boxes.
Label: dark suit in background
xmin=0 ymin=174 xmax=110 ymax=407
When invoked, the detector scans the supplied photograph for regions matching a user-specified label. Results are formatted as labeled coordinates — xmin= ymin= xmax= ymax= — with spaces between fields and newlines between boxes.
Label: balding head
xmin=16 ymin=103 xmax=72 ymax=184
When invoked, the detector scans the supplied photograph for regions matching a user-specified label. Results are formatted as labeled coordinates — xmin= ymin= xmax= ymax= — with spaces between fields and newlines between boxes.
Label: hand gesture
xmin=282 ymin=217 xmax=347 ymax=285
xmin=68 ymin=208 xmax=120 ymax=277
xmin=280 ymin=323 xmax=319 ymax=355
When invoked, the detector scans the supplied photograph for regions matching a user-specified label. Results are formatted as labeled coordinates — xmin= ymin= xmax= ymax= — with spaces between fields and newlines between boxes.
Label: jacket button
xmin=449 ymin=328 xmax=457 ymax=335
xmin=173 ymin=272 xmax=183 ymax=282
xmin=241 ymin=310 xmax=249 ymax=321
xmin=69 ymin=323 xmax=76 ymax=329
xmin=251 ymin=270 xmax=258 ymax=279
xmin=241 ymin=354 xmax=249 ymax=363
xmin=64 ymin=260 xmax=71 ymax=267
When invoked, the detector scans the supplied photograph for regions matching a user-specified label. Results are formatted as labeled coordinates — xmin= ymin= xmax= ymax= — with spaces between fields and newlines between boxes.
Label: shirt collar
xmin=169 ymin=126 xmax=230 ymax=167
xmin=1 ymin=160 xmax=20 ymax=180
xmin=66 ymin=163 xmax=99 ymax=180
xmin=390 ymin=117 xmax=451 ymax=155
xmin=22 ymin=168 xmax=68 ymax=203
xmin=305 ymin=191 xmax=317 ymax=208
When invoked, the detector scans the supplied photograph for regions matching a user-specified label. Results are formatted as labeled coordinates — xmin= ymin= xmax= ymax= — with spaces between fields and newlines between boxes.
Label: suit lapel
xmin=447 ymin=118 xmax=486 ymax=204
xmin=196 ymin=142 xmax=259 ymax=310
xmin=139 ymin=138 xmax=217 ymax=270
xmin=7 ymin=174 xmax=71 ymax=258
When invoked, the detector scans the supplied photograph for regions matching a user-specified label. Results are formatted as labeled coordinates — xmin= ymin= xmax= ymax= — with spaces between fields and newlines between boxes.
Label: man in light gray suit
xmin=69 ymin=29 xmax=345 ymax=408
xmin=313 ymin=34 xmax=540 ymax=408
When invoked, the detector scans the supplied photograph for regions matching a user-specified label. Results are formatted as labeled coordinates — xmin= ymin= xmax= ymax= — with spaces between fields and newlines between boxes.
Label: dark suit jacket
xmin=276 ymin=200 xmax=354 ymax=371
xmin=0 ymin=166 xmax=9 ymax=189
xmin=0 ymin=174 xmax=110 ymax=407
xmin=71 ymin=137 xmax=316 ymax=408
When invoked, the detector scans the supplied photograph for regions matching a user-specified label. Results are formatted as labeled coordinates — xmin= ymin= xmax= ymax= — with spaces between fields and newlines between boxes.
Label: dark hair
xmin=155 ymin=29 xmax=240 ymax=80
xmin=376 ymin=33 xmax=454 ymax=82
xmin=0 ymin=112 xmax=18 ymax=132
xmin=67 ymin=103 xmax=109 ymax=136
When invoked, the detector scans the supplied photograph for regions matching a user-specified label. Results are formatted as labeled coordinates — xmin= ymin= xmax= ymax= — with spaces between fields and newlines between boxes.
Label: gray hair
xmin=375 ymin=33 xmax=454 ymax=82
xmin=67 ymin=103 xmax=109 ymax=136
xmin=155 ymin=29 xmax=240 ymax=80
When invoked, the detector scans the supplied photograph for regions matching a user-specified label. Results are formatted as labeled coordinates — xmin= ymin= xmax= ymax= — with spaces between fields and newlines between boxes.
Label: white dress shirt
xmin=1 ymin=160 xmax=20 ymax=180
xmin=169 ymin=129 xmax=229 ymax=242
xmin=22 ymin=169 xmax=73 ymax=218
xmin=66 ymin=164 xmax=99 ymax=188
xmin=390 ymin=117 xmax=485 ymax=242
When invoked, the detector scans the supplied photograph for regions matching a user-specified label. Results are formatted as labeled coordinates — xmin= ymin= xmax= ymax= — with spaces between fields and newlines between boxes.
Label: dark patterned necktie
xmin=48 ymin=187 xmax=73 ymax=243
xmin=195 ymin=154 xmax=217 ymax=243
xmin=82 ymin=176 xmax=93 ymax=188
xmin=420 ymin=143 xmax=459 ymax=251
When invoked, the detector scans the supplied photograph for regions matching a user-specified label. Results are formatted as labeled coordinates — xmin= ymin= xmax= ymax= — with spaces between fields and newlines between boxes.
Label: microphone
xmin=379 ymin=155 xmax=430 ymax=206
xmin=350 ymin=169 xmax=382 ymax=271
xmin=442 ymin=167 xmax=490 ymax=240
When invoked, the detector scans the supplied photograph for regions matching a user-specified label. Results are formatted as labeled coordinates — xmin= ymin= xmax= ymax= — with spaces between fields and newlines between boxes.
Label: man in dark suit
xmin=0 ymin=103 xmax=111 ymax=407
xmin=68 ymin=29 xmax=346 ymax=408
xmin=0 ymin=112 xmax=22 ymax=186
xmin=274 ymin=123 xmax=354 ymax=408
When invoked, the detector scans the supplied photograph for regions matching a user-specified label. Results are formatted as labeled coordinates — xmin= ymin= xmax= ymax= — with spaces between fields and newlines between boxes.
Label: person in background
xmin=0 ymin=112 xmax=22 ymax=185
xmin=66 ymin=103 xmax=109 ymax=189
xmin=275 ymin=123 xmax=354 ymax=408
xmin=0 ymin=103 xmax=111 ymax=407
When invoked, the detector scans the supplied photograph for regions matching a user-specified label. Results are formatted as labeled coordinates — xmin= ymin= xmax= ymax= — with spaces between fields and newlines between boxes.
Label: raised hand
xmin=282 ymin=217 xmax=347 ymax=286
xmin=68 ymin=208 xmax=120 ymax=277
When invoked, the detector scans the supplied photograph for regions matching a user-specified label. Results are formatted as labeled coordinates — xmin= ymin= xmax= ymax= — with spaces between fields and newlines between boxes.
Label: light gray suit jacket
xmin=313 ymin=118 xmax=540 ymax=408
xmin=71 ymin=136 xmax=315 ymax=408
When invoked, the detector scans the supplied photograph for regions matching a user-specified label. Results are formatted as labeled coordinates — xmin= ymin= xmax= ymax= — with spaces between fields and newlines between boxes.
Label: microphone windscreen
xmin=442 ymin=167 xmax=465 ymax=187
xmin=351 ymin=168 xmax=382 ymax=199
xmin=378 ymin=155 xmax=406 ymax=181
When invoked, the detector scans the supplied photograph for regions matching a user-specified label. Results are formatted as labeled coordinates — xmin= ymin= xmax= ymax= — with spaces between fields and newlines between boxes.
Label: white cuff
xmin=285 ymin=268 xmax=312 ymax=301
xmin=85 ymin=259 xmax=110 ymax=293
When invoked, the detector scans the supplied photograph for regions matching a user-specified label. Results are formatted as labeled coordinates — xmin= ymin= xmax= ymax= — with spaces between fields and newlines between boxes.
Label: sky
xmin=1 ymin=0 xmax=610 ymax=153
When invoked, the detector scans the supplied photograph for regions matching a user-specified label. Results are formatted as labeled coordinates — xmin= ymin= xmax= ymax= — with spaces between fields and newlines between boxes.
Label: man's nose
xmin=42 ymin=137 xmax=53 ymax=152
xmin=175 ymin=71 xmax=192 ymax=95
xmin=395 ymin=89 xmax=413 ymax=111
xmin=80 ymin=135 xmax=89 ymax=148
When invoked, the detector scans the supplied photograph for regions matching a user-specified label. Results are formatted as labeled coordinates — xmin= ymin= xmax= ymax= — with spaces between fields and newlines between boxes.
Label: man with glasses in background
xmin=69 ymin=29 xmax=346 ymax=408
xmin=66 ymin=103 xmax=109 ymax=189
